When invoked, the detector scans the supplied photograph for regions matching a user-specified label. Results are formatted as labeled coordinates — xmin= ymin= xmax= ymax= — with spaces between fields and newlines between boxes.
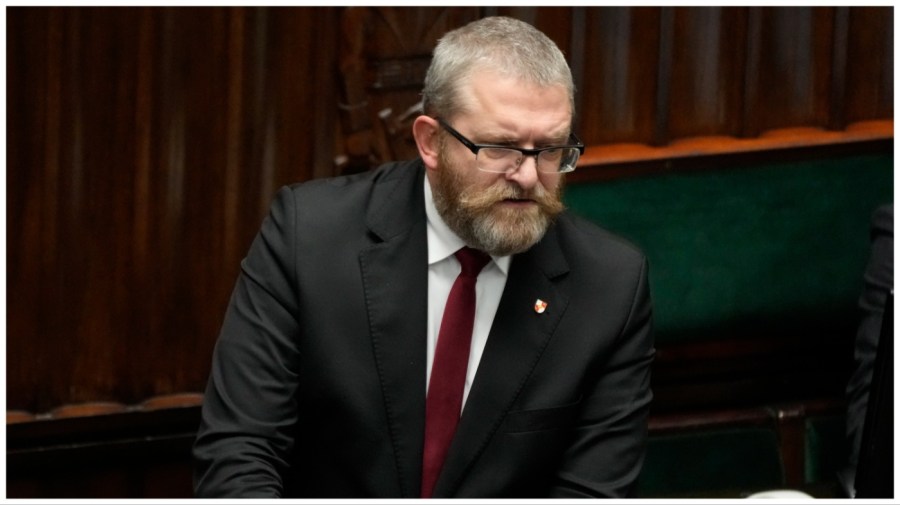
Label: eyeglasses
xmin=437 ymin=118 xmax=584 ymax=174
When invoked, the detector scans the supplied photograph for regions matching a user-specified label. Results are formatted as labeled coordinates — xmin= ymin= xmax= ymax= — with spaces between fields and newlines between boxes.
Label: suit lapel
xmin=359 ymin=162 xmax=428 ymax=498
xmin=434 ymin=227 xmax=571 ymax=496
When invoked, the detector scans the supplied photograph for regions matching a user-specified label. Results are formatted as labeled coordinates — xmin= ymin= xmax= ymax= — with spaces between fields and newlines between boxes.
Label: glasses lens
xmin=477 ymin=148 xmax=521 ymax=173
xmin=538 ymin=148 xmax=580 ymax=173
xmin=476 ymin=147 xmax=581 ymax=174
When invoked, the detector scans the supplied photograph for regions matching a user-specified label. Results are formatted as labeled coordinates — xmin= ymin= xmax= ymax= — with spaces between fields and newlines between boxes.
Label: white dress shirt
xmin=424 ymin=179 xmax=510 ymax=410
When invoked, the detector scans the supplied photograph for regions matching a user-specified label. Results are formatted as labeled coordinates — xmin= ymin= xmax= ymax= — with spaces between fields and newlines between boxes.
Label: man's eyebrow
xmin=470 ymin=130 xmax=517 ymax=145
xmin=546 ymin=132 xmax=572 ymax=144
xmin=474 ymin=128 xmax=571 ymax=145
xmin=537 ymin=130 xmax=573 ymax=146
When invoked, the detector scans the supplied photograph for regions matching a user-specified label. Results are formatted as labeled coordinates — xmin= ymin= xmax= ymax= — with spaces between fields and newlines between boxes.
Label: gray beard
xmin=430 ymin=152 xmax=564 ymax=256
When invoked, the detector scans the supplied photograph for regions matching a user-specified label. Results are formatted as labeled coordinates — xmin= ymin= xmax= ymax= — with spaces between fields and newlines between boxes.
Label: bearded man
xmin=194 ymin=16 xmax=654 ymax=498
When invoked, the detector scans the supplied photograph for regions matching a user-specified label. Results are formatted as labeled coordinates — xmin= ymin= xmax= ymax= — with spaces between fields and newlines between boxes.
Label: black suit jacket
xmin=841 ymin=203 xmax=893 ymax=495
xmin=193 ymin=159 xmax=655 ymax=498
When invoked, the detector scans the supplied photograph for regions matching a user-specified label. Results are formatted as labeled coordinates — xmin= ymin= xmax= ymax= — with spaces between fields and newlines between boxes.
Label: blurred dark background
xmin=7 ymin=6 xmax=893 ymax=498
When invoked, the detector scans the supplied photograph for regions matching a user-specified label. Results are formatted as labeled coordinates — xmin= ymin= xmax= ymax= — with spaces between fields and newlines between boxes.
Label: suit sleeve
xmin=193 ymin=186 xmax=301 ymax=497
xmin=550 ymin=257 xmax=655 ymax=498
xmin=843 ymin=204 xmax=893 ymax=493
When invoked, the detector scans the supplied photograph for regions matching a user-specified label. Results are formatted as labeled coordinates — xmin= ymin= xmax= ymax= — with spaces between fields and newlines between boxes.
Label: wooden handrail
xmin=570 ymin=120 xmax=892 ymax=183
xmin=7 ymin=393 xmax=205 ymax=425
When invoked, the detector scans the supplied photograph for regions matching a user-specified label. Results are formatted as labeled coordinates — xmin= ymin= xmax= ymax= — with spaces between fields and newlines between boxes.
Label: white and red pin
xmin=534 ymin=299 xmax=548 ymax=314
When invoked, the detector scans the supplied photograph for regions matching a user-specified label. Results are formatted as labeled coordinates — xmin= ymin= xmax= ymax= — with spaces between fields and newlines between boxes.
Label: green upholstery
xmin=637 ymin=427 xmax=784 ymax=497
xmin=566 ymin=153 xmax=891 ymax=497
xmin=565 ymin=154 xmax=893 ymax=344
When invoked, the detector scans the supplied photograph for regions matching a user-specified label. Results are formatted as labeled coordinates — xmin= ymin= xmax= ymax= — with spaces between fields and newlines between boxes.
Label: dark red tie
xmin=421 ymin=247 xmax=491 ymax=498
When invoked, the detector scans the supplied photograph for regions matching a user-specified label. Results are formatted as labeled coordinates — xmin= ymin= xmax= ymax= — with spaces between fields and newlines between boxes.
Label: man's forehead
xmin=453 ymin=71 xmax=572 ymax=137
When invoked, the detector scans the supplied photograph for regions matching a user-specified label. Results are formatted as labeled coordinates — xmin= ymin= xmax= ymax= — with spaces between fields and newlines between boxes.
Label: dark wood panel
xmin=267 ymin=7 xmax=340 ymax=182
xmin=335 ymin=7 xmax=481 ymax=173
xmin=578 ymin=7 xmax=662 ymax=145
xmin=7 ymin=7 xmax=53 ymax=414
xmin=667 ymin=7 xmax=748 ymax=139
xmin=745 ymin=7 xmax=835 ymax=135
xmin=845 ymin=7 xmax=894 ymax=123
xmin=6 ymin=7 xmax=341 ymax=412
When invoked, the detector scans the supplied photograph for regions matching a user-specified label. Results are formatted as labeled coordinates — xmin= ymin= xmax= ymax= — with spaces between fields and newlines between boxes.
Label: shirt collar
xmin=424 ymin=178 xmax=511 ymax=275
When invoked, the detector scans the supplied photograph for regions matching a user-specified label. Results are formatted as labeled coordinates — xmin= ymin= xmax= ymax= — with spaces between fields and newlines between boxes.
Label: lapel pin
xmin=534 ymin=299 xmax=548 ymax=314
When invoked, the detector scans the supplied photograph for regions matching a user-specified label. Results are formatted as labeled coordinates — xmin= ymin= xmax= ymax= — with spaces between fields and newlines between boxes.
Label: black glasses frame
xmin=437 ymin=118 xmax=584 ymax=171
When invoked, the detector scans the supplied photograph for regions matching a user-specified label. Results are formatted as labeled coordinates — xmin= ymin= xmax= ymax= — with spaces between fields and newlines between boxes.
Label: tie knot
xmin=454 ymin=247 xmax=491 ymax=278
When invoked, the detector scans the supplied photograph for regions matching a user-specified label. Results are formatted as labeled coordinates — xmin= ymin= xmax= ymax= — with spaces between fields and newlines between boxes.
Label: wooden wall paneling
xmin=138 ymin=6 xmax=338 ymax=399
xmin=334 ymin=6 xmax=481 ymax=173
xmin=264 ymin=7 xmax=339 ymax=183
xmin=668 ymin=7 xmax=748 ymax=140
xmin=827 ymin=7 xmax=850 ymax=131
xmin=577 ymin=6 xmax=892 ymax=178
xmin=222 ymin=6 xmax=247 ymax=285
xmin=355 ymin=7 xmax=439 ymax=164
xmin=569 ymin=8 xmax=587 ymax=122
xmin=652 ymin=7 xmax=674 ymax=146
xmin=844 ymin=7 xmax=894 ymax=124
xmin=740 ymin=7 xmax=763 ymax=138
xmin=746 ymin=7 xmax=835 ymax=134
xmin=6 ymin=7 xmax=342 ymax=414
xmin=136 ymin=7 xmax=236 ymax=403
xmin=336 ymin=7 xmax=376 ymax=171
xmin=578 ymin=7 xmax=662 ymax=145
xmin=7 ymin=7 xmax=59 ymax=413
xmin=806 ymin=5 xmax=839 ymax=127
xmin=107 ymin=6 xmax=159 ymax=403
xmin=8 ymin=7 xmax=155 ymax=412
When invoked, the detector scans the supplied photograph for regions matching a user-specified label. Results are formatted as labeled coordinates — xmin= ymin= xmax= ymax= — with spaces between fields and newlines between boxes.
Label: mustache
xmin=459 ymin=181 xmax=565 ymax=215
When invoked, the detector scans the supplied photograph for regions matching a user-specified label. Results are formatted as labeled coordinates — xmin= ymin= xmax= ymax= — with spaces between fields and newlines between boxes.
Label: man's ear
xmin=412 ymin=115 xmax=441 ymax=170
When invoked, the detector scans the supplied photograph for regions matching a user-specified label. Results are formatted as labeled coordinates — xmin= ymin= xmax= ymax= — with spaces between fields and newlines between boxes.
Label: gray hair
xmin=422 ymin=16 xmax=575 ymax=119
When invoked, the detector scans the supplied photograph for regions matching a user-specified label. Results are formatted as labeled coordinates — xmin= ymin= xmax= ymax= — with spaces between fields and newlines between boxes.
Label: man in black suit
xmin=194 ymin=16 xmax=654 ymax=498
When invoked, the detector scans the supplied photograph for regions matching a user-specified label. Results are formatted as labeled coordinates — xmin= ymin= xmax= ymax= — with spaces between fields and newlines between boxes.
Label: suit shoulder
xmin=276 ymin=159 xmax=423 ymax=212
xmin=285 ymin=159 xmax=419 ymax=196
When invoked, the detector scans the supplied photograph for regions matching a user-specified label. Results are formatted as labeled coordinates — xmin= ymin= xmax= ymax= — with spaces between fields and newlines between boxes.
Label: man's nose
xmin=506 ymin=155 xmax=539 ymax=190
